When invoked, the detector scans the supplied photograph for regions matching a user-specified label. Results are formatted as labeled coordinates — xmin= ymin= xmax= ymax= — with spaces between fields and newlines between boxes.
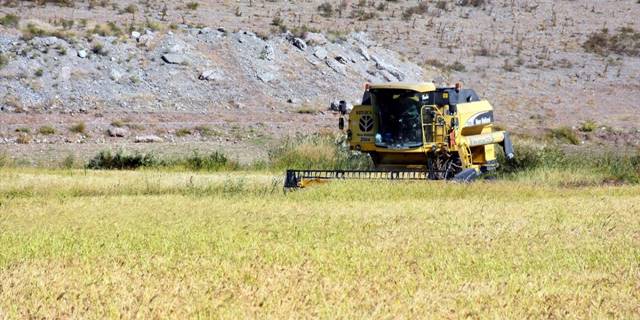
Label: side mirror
xmin=339 ymin=101 xmax=347 ymax=115
xmin=338 ymin=117 xmax=345 ymax=130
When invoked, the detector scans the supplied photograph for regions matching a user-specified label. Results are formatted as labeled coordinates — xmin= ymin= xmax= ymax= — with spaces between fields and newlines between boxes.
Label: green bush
xmin=317 ymin=2 xmax=333 ymax=18
xmin=0 ymin=14 xmax=20 ymax=28
xmin=16 ymin=133 xmax=31 ymax=144
xmin=497 ymin=142 xmax=565 ymax=173
xmin=194 ymin=125 xmax=218 ymax=137
xmin=69 ymin=121 xmax=86 ymax=133
xmin=576 ymin=152 xmax=640 ymax=183
xmin=497 ymin=140 xmax=640 ymax=183
xmin=183 ymin=151 xmax=236 ymax=171
xmin=186 ymin=2 xmax=199 ymax=10
xmin=38 ymin=125 xmax=56 ymax=135
xmin=579 ymin=120 xmax=597 ymax=132
xmin=0 ymin=54 xmax=8 ymax=69
xmin=61 ymin=154 xmax=75 ymax=169
xmin=176 ymin=128 xmax=192 ymax=137
xmin=87 ymin=150 xmax=158 ymax=170
xmin=91 ymin=42 xmax=107 ymax=56
xmin=122 ymin=4 xmax=138 ymax=14
xmin=549 ymin=126 xmax=580 ymax=145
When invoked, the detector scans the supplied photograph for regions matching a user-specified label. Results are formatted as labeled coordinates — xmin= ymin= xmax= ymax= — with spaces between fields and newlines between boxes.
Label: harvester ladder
xmin=434 ymin=115 xmax=446 ymax=144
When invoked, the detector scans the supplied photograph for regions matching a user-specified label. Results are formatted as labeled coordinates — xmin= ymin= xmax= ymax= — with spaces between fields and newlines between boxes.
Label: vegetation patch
xmin=497 ymin=139 xmax=640 ymax=184
xmin=38 ymin=125 xmax=56 ymax=135
xmin=0 ymin=54 xmax=8 ymax=69
xmin=0 ymin=170 xmax=638 ymax=318
xmin=175 ymin=128 xmax=192 ymax=137
xmin=16 ymin=133 xmax=31 ymax=144
xmin=181 ymin=151 xmax=238 ymax=171
xmin=86 ymin=150 xmax=158 ymax=170
xmin=579 ymin=120 xmax=597 ymax=132
xmin=0 ymin=14 xmax=20 ymax=28
xmin=583 ymin=27 xmax=640 ymax=57
xmin=267 ymin=133 xmax=372 ymax=170
xmin=549 ymin=126 xmax=580 ymax=145
xmin=69 ymin=121 xmax=86 ymax=134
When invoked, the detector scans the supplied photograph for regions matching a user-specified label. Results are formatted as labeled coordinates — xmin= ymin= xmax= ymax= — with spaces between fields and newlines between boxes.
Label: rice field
xmin=0 ymin=168 xmax=639 ymax=318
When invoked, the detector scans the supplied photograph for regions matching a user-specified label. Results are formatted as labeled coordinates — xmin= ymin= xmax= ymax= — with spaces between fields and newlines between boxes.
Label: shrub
xmin=122 ymin=4 xmax=137 ymax=14
xmin=352 ymin=9 xmax=377 ymax=21
xmin=271 ymin=16 xmax=284 ymax=28
xmin=448 ymin=61 xmax=466 ymax=72
xmin=497 ymin=140 xmax=640 ymax=183
xmin=15 ymin=127 xmax=30 ymax=133
xmin=588 ymin=152 xmax=640 ymax=183
xmin=186 ymin=2 xmax=199 ymax=10
xmin=458 ymin=0 xmax=485 ymax=7
xmin=184 ymin=151 xmax=236 ymax=171
xmin=583 ymin=27 xmax=640 ymax=57
xmin=110 ymin=120 xmax=124 ymax=127
xmin=86 ymin=150 xmax=158 ymax=170
xmin=0 ymin=14 xmax=20 ymax=28
xmin=579 ymin=120 xmax=597 ymax=132
xmin=38 ymin=125 xmax=56 ymax=135
xmin=91 ymin=42 xmax=107 ymax=56
xmin=176 ymin=128 xmax=192 ymax=137
xmin=34 ymin=68 xmax=44 ymax=77
xmin=20 ymin=23 xmax=72 ymax=41
xmin=69 ymin=121 xmax=86 ymax=133
xmin=549 ymin=126 xmax=580 ymax=145
xmin=16 ymin=133 xmax=31 ymax=144
xmin=296 ymin=104 xmax=321 ymax=114
xmin=56 ymin=45 xmax=67 ymax=56
xmin=106 ymin=21 xmax=123 ymax=36
xmin=498 ymin=142 xmax=565 ymax=173
xmin=61 ymin=154 xmax=75 ymax=169
xmin=402 ymin=2 xmax=429 ymax=20
xmin=424 ymin=58 xmax=446 ymax=69
xmin=318 ymin=2 xmax=334 ymax=18
xmin=0 ymin=54 xmax=8 ymax=69
xmin=194 ymin=125 xmax=218 ymax=137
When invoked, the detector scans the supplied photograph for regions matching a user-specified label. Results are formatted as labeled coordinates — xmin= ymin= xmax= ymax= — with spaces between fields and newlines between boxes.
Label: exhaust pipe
xmin=500 ymin=132 xmax=515 ymax=160
xmin=464 ymin=131 xmax=515 ymax=160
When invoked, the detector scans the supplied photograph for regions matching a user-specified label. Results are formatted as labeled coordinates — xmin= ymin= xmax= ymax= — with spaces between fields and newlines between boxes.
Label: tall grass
xmin=6 ymin=134 xmax=640 ymax=184
xmin=267 ymin=133 xmax=372 ymax=170
xmin=497 ymin=139 xmax=640 ymax=183
xmin=0 ymin=169 xmax=638 ymax=318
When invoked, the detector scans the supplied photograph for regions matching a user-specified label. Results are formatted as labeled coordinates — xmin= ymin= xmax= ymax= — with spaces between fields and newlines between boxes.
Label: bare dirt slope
xmin=0 ymin=0 xmax=639 ymax=165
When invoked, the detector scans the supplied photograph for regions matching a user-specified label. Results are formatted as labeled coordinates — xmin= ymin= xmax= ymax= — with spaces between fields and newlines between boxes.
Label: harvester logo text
xmin=359 ymin=115 xmax=374 ymax=132
xmin=466 ymin=111 xmax=494 ymax=127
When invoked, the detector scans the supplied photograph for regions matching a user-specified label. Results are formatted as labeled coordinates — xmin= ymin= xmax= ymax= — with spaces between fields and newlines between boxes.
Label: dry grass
xmin=0 ymin=169 xmax=639 ymax=318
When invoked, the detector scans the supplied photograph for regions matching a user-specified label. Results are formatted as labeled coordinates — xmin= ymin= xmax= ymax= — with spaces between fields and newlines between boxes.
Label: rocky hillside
xmin=0 ymin=0 xmax=639 ymax=165
xmin=0 ymin=19 xmax=430 ymax=164
xmin=0 ymin=25 xmax=425 ymax=113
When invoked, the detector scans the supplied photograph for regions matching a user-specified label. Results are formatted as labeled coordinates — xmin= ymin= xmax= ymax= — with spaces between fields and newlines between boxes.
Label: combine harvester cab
xmin=284 ymin=82 xmax=514 ymax=188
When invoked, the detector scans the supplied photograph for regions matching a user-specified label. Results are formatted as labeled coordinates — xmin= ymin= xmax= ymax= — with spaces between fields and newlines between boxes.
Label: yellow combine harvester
xmin=284 ymin=82 xmax=514 ymax=188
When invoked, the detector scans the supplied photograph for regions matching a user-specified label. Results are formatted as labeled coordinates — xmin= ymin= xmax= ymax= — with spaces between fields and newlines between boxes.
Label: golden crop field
xmin=0 ymin=168 xmax=639 ymax=318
